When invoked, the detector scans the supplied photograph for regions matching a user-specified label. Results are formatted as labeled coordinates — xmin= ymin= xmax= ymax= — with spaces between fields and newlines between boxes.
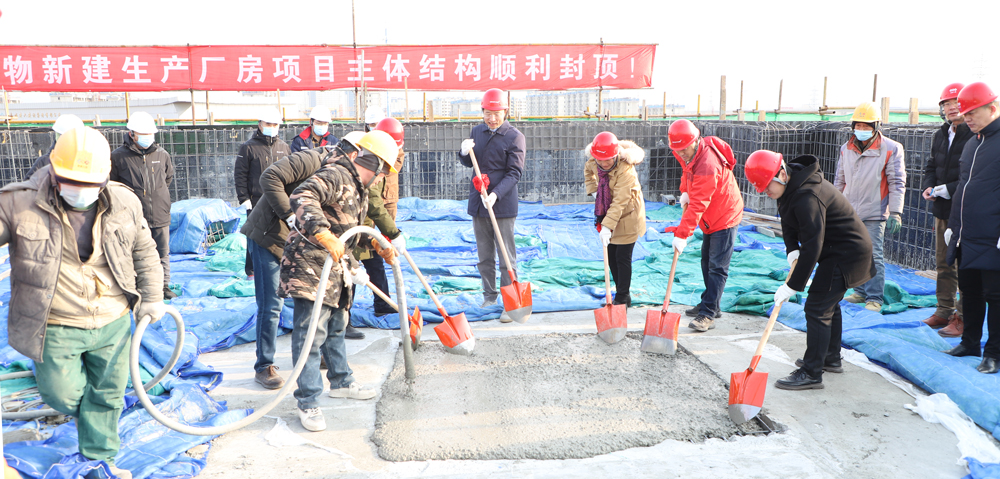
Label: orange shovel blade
xmin=408 ymin=306 xmax=423 ymax=349
xmin=433 ymin=312 xmax=475 ymax=355
xmin=594 ymin=303 xmax=628 ymax=344
xmin=641 ymin=310 xmax=680 ymax=355
xmin=501 ymin=280 xmax=532 ymax=323
xmin=728 ymin=358 xmax=769 ymax=425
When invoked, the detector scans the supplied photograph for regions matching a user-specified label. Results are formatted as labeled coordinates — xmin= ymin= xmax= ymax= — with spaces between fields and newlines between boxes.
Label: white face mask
xmin=59 ymin=184 xmax=101 ymax=210
xmin=312 ymin=124 xmax=329 ymax=136
xmin=135 ymin=133 xmax=155 ymax=148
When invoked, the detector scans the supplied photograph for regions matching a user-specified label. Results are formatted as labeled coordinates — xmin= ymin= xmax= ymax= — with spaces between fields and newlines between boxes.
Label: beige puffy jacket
xmin=584 ymin=140 xmax=647 ymax=244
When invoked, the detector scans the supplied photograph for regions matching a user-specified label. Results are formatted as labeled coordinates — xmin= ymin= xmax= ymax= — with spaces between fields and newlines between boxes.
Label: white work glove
xmin=390 ymin=234 xmax=407 ymax=252
xmin=240 ymin=199 xmax=252 ymax=212
xmin=786 ymin=249 xmax=800 ymax=267
xmin=774 ymin=284 xmax=796 ymax=305
xmin=944 ymin=228 xmax=953 ymax=245
xmin=285 ymin=214 xmax=296 ymax=230
xmin=136 ymin=300 xmax=168 ymax=324
xmin=599 ymin=227 xmax=612 ymax=246
xmin=932 ymin=184 xmax=951 ymax=200
xmin=672 ymin=236 xmax=687 ymax=254
xmin=350 ymin=267 xmax=369 ymax=287
xmin=483 ymin=192 xmax=498 ymax=209
xmin=461 ymin=139 xmax=475 ymax=156
xmin=679 ymin=192 xmax=689 ymax=207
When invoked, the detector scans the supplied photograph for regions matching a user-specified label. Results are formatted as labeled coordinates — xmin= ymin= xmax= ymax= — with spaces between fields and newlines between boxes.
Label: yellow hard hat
xmin=50 ymin=126 xmax=111 ymax=186
xmin=851 ymin=102 xmax=881 ymax=124
xmin=357 ymin=130 xmax=400 ymax=173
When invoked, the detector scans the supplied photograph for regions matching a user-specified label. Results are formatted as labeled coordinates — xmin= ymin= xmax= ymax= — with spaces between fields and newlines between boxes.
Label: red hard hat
xmin=744 ymin=150 xmax=784 ymax=193
xmin=958 ymin=82 xmax=998 ymax=115
xmin=668 ymin=119 xmax=699 ymax=151
xmin=375 ymin=117 xmax=404 ymax=148
xmin=939 ymin=83 xmax=964 ymax=104
xmin=481 ymin=88 xmax=508 ymax=111
xmin=590 ymin=132 xmax=619 ymax=160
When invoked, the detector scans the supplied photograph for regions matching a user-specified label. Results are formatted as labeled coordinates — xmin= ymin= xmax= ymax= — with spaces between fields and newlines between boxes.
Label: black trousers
xmin=150 ymin=225 xmax=170 ymax=285
xmin=800 ymin=265 xmax=847 ymax=378
xmin=606 ymin=242 xmax=635 ymax=300
xmin=362 ymin=255 xmax=393 ymax=314
xmin=958 ymin=268 xmax=1000 ymax=359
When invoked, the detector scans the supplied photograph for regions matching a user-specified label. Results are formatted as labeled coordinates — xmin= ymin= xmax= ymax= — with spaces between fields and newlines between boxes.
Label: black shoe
xmin=774 ymin=368 xmax=824 ymax=390
xmin=685 ymin=305 xmax=721 ymax=318
xmin=794 ymin=358 xmax=844 ymax=374
xmin=345 ymin=325 xmax=365 ymax=340
xmin=977 ymin=357 xmax=999 ymax=374
xmin=943 ymin=343 xmax=981 ymax=357
xmin=163 ymin=287 xmax=178 ymax=300
xmin=374 ymin=311 xmax=390 ymax=318
xmin=612 ymin=294 xmax=632 ymax=307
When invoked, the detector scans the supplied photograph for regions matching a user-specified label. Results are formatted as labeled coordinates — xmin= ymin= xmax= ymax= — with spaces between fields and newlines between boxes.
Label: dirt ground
xmin=195 ymin=307 xmax=977 ymax=479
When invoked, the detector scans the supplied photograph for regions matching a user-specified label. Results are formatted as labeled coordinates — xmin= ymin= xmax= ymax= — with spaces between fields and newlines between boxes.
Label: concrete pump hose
xmin=129 ymin=225 xmax=413 ymax=436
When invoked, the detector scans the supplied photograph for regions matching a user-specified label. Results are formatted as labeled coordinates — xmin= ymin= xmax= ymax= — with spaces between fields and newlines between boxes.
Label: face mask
xmin=135 ymin=134 xmax=155 ymax=148
xmin=59 ymin=184 xmax=101 ymax=210
xmin=854 ymin=130 xmax=874 ymax=142
xmin=312 ymin=124 xmax=329 ymax=137
xmin=262 ymin=126 xmax=279 ymax=137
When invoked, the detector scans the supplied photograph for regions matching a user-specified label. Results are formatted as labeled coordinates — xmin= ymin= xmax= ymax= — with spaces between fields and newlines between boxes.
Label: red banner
xmin=0 ymin=44 xmax=655 ymax=92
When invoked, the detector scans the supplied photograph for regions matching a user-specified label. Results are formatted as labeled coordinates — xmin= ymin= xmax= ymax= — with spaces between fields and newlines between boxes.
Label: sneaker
xmin=498 ymin=310 xmax=513 ymax=323
xmin=106 ymin=465 xmax=132 ymax=479
xmin=481 ymin=298 xmax=498 ymax=308
xmin=297 ymin=407 xmax=327 ymax=431
xmin=254 ymin=365 xmax=285 ymax=390
xmin=774 ymin=368 xmax=824 ymax=390
xmin=688 ymin=315 xmax=715 ymax=332
xmin=685 ymin=305 xmax=722 ymax=318
xmin=939 ymin=314 xmax=964 ymax=338
xmin=329 ymin=382 xmax=377 ymax=400
xmin=844 ymin=293 xmax=865 ymax=303
xmin=922 ymin=313 xmax=950 ymax=329
xmin=864 ymin=301 xmax=882 ymax=312
xmin=795 ymin=358 xmax=844 ymax=373
xmin=345 ymin=325 xmax=365 ymax=340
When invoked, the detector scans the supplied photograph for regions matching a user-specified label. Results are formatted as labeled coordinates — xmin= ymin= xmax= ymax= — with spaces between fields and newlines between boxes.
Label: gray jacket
xmin=0 ymin=168 xmax=163 ymax=361
xmin=834 ymin=132 xmax=906 ymax=221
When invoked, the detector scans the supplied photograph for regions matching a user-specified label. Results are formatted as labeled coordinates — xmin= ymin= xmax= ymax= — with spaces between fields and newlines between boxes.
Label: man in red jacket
xmin=668 ymin=120 xmax=744 ymax=332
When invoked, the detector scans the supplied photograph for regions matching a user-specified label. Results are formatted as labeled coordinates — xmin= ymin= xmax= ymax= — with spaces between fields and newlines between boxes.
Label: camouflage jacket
xmin=279 ymin=153 xmax=370 ymax=308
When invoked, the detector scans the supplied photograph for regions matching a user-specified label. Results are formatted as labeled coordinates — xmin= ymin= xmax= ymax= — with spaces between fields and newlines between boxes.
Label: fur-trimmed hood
xmin=584 ymin=140 xmax=644 ymax=165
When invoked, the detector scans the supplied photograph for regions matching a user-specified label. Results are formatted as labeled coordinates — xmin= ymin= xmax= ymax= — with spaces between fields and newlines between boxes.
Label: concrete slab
xmin=194 ymin=306 xmax=975 ymax=478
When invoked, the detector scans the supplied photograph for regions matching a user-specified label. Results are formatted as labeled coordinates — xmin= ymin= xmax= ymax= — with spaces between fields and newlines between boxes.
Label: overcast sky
xmin=2 ymin=0 xmax=998 ymax=111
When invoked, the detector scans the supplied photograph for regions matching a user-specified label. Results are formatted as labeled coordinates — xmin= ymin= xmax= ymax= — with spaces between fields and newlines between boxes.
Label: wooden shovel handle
xmin=601 ymin=238 xmax=613 ymax=305
xmin=661 ymin=204 xmax=686 ymax=311
xmin=367 ymin=281 xmax=399 ymax=311
xmin=750 ymin=260 xmax=798 ymax=370
xmin=399 ymin=248 xmax=447 ymax=313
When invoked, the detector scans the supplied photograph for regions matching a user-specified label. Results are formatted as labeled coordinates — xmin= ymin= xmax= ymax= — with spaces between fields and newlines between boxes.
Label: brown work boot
xmin=938 ymin=313 xmax=964 ymax=338
xmin=254 ymin=365 xmax=285 ymax=390
xmin=922 ymin=313 xmax=950 ymax=329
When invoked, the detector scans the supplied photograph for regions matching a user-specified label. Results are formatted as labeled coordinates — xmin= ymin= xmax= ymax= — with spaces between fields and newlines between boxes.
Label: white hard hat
xmin=258 ymin=107 xmax=283 ymax=124
xmin=126 ymin=111 xmax=158 ymax=134
xmin=342 ymin=131 xmax=365 ymax=149
xmin=364 ymin=106 xmax=385 ymax=125
xmin=52 ymin=114 xmax=84 ymax=135
xmin=309 ymin=106 xmax=332 ymax=123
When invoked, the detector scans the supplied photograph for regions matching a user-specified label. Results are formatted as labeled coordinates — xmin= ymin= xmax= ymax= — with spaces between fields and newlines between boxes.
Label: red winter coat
xmin=676 ymin=136 xmax=744 ymax=239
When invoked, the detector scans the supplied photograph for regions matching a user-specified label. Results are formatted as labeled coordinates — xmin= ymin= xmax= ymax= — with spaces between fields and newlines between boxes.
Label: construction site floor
xmin=196 ymin=306 xmax=976 ymax=479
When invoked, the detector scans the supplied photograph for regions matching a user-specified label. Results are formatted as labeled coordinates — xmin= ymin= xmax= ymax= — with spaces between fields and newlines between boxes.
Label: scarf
xmin=594 ymin=158 xmax=617 ymax=218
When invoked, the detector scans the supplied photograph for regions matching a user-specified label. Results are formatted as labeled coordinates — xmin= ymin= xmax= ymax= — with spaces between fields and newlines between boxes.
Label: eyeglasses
xmin=483 ymin=110 xmax=505 ymax=119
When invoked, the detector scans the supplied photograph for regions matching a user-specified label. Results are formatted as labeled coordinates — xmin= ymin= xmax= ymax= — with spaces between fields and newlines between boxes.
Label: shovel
xmin=728 ymin=260 xmax=798 ymax=425
xmin=594 ymin=238 xmax=628 ymax=344
xmin=642 ymin=246 xmax=681 ymax=354
xmin=399 ymin=249 xmax=475 ymax=355
xmin=366 ymin=281 xmax=423 ymax=349
xmin=467 ymin=149 xmax=532 ymax=323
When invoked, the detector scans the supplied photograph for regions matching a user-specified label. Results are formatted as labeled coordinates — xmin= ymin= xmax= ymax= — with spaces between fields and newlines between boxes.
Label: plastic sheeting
xmin=169 ymin=199 xmax=242 ymax=255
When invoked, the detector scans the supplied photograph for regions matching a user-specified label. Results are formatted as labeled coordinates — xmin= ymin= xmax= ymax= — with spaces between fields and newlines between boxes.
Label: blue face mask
xmin=312 ymin=124 xmax=329 ymax=137
xmin=135 ymin=134 xmax=155 ymax=148
xmin=854 ymin=130 xmax=874 ymax=142
xmin=262 ymin=126 xmax=279 ymax=137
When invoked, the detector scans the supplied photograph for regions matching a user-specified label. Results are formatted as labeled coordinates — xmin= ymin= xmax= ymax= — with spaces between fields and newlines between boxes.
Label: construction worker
xmin=0 ymin=127 xmax=166 ymax=479
xmin=24 ymin=113 xmax=84 ymax=179
xmin=458 ymin=88 xmax=526 ymax=309
xmin=375 ymin=117 xmax=406 ymax=219
xmin=364 ymin=105 xmax=386 ymax=132
xmin=943 ymin=82 xmax=1000 ymax=374
xmin=834 ymin=102 xmax=906 ymax=313
xmin=234 ymin=107 xmax=291 ymax=277
xmin=280 ymin=130 xmax=399 ymax=431
xmin=290 ymin=106 xmax=337 ymax=152
xmin=746 ymin=151 xmax=875 ymax=390
xmin=667 ymin=119 xmax=743 ymax=332
xmin=584 ymin=131 xmax=646 ymax=307
xmin=921 ymin=83 xmax=974 ymax=337
xmin=111 ymin=111 xmax=176 ymax=299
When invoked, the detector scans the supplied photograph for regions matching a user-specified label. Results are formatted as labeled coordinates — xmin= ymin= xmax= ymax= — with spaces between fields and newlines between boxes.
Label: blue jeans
xmin=699 ymin=226 xmax=738 ymax=318
xmin=853 ymin=220 xmax=885 ymax=305
xmin=250 ymin=239 xmax=282 ymax=373
xmin=291 ymin=297 xmax=354 ymax=410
